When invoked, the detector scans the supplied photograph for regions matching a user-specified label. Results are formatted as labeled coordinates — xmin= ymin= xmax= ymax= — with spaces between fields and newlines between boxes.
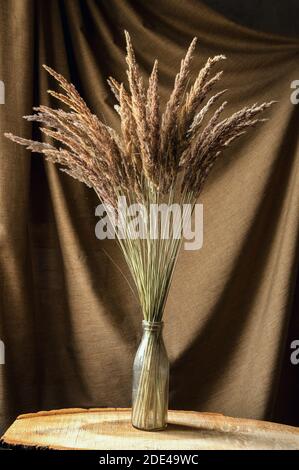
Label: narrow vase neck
xmin=142 ymin=320 xmax=163 ymax=333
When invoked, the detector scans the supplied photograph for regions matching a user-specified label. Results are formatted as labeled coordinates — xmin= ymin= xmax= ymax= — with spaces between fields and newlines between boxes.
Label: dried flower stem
xmin=4 ymin=31 xmax=275 ymax=430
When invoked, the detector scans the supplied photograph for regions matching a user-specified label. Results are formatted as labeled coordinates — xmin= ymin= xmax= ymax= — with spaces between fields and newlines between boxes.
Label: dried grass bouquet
xmin=5 ymin=32 xmax=274 ymax=431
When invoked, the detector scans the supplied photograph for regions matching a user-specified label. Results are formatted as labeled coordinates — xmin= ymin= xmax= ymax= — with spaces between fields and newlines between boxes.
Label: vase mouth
xmin=142 ymin=320 xmax=163 ymax=331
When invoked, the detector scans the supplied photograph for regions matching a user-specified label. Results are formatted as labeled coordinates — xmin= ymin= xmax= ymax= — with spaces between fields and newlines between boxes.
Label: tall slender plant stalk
xmin=5 ymin=31 xmax=275 ymax=429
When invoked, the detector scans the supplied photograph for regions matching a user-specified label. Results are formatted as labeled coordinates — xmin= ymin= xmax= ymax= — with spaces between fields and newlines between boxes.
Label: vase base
xmin=132 ymin=423 xmax=168 ymax=432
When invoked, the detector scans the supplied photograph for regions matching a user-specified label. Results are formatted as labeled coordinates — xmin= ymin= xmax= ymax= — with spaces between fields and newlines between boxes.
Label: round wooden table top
xmin=1 ymin=408 xmax=299 ymax=450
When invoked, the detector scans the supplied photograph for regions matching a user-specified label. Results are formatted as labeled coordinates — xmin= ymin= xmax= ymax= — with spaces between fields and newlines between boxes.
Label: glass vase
xmin=131 ymin=320 xmax=169 ymax=431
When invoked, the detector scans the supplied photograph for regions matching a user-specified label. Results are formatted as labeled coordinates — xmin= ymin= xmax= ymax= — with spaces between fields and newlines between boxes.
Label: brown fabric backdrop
xmin=0 ymin=0 xmax=299 ymax=434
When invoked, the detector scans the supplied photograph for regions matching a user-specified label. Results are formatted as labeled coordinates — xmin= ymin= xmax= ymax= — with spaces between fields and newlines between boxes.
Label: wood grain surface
xmin=1 ymin=408 xmax=299 ymax=450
